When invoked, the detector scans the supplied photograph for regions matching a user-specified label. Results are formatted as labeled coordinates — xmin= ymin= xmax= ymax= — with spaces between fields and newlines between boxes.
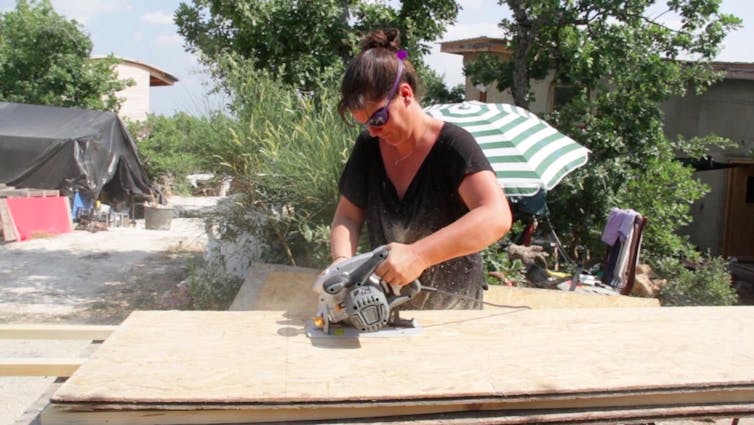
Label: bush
xmin=655 ymin=254 xmax=738 ymax=306
xmin=481 ymin=243 xmax=528 ymax=287
xmin=127 ymin=112 xmax=239 ymax=195
xmin=187 ymin=257 xmax=243 ymax=310
xmin=210 ymin=67 xmax=358 ymax=268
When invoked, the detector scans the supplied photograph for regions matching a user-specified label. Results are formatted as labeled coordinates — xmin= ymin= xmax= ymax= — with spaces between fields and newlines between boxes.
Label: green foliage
xmin=654 ymin=254 xmax=737 ymax=306
xmin=208 ymin=63 xmax=359 ymax=267
xmin=481 ymin=221 xmax=528 ymax=286
xmin=0 ymin=0 xmax=130 ymax=110
xmin=421 ymin=69 xmax=465 ymax=105
xmin=481 ymin=243 xmax=527 ymax=287
xmin=187 ymin=257 xmax=243 ymax=310
xmin=175 ymin=0 xmax=459 ymax=94
xmin=127 ymin=112 xmax=239 ymax=194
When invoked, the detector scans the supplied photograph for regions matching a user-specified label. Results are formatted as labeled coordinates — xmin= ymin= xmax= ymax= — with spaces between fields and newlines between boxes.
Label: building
xmin=662 ymin=62 xmax=754 ymax=259
xmin=439 ymin=37 xmax=754 ymax=259
xmin=94 ymin=57 xmax=179 ymax=122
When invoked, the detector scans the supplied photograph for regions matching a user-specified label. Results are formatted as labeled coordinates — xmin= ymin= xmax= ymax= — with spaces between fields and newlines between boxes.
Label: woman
xmin=330 ymin=28 xmax=512 ymax=309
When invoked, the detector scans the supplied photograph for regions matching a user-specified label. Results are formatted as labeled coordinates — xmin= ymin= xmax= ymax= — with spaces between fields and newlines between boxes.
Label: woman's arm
xmin=329 ymin=195 xmax=366 ymax=262
xmin=376 ymin=170 xmax=512 ymax=285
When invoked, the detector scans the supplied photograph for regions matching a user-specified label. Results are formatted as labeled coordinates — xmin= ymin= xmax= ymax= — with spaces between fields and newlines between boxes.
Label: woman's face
xmin=350 ymin=88 xmax=407 ymax=145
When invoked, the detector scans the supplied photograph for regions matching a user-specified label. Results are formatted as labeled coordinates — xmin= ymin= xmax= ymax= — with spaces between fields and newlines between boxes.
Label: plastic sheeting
xmin=0 ymin=102 xmax=156 ymax=207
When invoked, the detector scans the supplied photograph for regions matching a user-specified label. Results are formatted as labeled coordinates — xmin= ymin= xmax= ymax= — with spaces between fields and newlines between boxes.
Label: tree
xmin=464 ymin=0 xmax=740 ymax=260
xmin=0 ymin=0 xmax=130 ymax=111
xmin=421 ymin=70 xmax=465 ymax=105
xmin=174 ymin=0 xmax=459 ymax=94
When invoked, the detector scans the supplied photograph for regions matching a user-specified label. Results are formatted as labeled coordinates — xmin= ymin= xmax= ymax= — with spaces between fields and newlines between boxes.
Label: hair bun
xmin=360 ymin=28 xmax=401 ymax=52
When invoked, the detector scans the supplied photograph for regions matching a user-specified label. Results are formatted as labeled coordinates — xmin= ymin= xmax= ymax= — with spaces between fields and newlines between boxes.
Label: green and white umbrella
xmin=424 ymin=101 xmax=589 ymax=197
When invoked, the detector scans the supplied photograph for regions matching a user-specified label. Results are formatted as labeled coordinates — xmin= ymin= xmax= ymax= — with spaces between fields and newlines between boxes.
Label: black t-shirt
xmin=338 ymin=122 xmax=494 ymax=309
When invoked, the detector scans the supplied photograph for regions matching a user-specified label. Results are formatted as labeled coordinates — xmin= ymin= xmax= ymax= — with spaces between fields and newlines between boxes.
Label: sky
xmin=1 ymin=0 xmax=752 ymax=116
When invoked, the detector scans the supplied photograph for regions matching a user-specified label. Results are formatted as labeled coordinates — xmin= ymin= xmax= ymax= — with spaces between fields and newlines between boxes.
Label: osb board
xmin=40 ymin=402 xmax=754 ymax=425
xmin=229 ymin=263 xmax=658 ymax=317
xmin=229 ymin=263 xmax=320 ymax=317
xmin=52 ymin=307 xmax=754 ymax=407
xmin=483 ymin=284 xmax=658 ymax=308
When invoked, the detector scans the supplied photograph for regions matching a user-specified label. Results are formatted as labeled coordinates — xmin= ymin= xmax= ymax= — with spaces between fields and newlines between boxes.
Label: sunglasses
xmin=364 ymin=60 xmax=404 ymax=128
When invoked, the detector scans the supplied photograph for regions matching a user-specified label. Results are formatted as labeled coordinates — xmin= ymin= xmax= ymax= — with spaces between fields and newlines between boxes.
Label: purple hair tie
xmin=396 ymin=49 xmax=408 ymax=61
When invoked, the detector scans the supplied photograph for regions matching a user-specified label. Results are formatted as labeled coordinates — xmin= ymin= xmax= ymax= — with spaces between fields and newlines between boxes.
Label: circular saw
xmin=311 ymin=246 xmax=421 ymax=334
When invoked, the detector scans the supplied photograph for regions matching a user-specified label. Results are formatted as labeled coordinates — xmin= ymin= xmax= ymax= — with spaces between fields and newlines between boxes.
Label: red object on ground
xmin=4 ymin=196 xmax=73 ymax=241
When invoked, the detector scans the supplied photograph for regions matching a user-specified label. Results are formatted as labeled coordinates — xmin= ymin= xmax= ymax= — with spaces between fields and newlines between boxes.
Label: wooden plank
xmin=47 ymin=307 xmax=754 ymax=423
xmin=38 ymin=402 xmax=754 ymax=425
xmin=0 ymin=358 xmax=83 ymax=377
xmin=0 ymin=198 xmax=18 ymax=241
xmin=230 ymin=263 xmax=320 ymax=314
xmin=482 ymin=285 xmax=659 ymax=309
xmin=0 ymin=188 xmax=60 ymax=198
xmin=230 ymin=263 xmax=659 ymax=313
xmin=0 ymin=324 xmax=116 ymax=340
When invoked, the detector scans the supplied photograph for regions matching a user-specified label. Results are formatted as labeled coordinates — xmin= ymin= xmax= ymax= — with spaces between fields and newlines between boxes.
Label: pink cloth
xmin=601 ymin=208 xmax=639 ymax=245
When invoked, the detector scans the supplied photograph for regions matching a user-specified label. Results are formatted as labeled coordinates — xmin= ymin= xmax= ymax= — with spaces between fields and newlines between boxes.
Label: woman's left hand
xmin=374 ymin=243 xmax=428 ymax=286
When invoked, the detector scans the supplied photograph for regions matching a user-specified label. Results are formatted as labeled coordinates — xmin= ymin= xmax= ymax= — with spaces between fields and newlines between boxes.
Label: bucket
xmin=144 ymin=206 xmax=174 ymax=230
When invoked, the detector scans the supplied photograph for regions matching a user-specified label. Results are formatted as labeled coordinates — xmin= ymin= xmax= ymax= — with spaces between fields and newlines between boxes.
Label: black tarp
xmin=0 ymin=102 xmax=156 ymax=209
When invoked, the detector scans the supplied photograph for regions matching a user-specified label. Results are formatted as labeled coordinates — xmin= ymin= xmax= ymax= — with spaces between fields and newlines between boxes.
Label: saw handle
xmin=321 ymin=246 xmax=389 ymax=295
xmin=387 ymin=279 xmax=421 ymax=309
xmin=350 ymin=245 xmax=389 ymax=287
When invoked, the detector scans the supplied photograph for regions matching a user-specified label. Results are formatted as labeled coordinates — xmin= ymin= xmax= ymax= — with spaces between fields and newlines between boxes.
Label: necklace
xmin=393 ymin=149 xmax=414 ymax=166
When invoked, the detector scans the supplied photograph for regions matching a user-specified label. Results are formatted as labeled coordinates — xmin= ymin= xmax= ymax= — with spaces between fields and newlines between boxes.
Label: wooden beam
xmin=0 ymin=358 xmax=83 ymax=377
xmin=0 ymin=324 xmax=116 ymax=340
xmin=40 ymin=402 xmax=754 ymax=425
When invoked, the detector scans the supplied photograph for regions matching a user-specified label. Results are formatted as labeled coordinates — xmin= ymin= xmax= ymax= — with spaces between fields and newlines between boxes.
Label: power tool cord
xmin=421 ymin=286 xmax=532 ymax=310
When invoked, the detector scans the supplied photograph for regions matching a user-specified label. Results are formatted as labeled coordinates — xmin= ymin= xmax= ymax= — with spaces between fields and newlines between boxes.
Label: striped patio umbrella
xmin=424 ymin=101 xmax=589 ymax=197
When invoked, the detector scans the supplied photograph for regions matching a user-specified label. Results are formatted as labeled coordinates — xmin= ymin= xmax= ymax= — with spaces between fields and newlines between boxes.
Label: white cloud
xmin=440 ymin=22 xmax=504 ymax=42
xmin=155 ymin=33 xmax=183 ymax=48
xmin=142 ymin=11 xmax=174 ymax=26
xmin=50 ymin=0 xmax=132 ymax=24
xmin=458 ymin=0 xmax=492 ymax=14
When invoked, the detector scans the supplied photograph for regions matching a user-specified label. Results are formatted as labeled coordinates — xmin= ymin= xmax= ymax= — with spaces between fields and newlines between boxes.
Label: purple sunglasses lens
xmin=366 ymin=107 xmax=389 ymax=127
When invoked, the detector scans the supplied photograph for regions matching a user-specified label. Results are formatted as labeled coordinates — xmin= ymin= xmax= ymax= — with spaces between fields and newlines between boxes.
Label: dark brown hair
xmin=338 ymin=28 xmax=418 ymax=121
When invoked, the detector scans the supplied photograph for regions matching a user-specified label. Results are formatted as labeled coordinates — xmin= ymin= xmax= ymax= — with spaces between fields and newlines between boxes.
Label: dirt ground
xmin=0 ymin=197 xmax=222 ymax=425
xmin=0 ymin=197 xmax=220 ymax=326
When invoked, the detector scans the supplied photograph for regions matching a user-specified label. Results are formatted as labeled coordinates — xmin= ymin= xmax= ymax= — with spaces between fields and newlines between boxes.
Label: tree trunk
xmin=507 ymin=0 xmax=534 ymax=109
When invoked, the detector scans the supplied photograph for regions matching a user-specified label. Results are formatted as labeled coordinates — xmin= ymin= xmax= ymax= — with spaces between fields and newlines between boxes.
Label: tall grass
xmin=213 ymin=71 xmax=359 ymax=267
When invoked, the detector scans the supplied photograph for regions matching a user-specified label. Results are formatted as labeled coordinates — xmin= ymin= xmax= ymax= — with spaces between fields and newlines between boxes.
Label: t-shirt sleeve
xmin=443 ymin=123 xmax=494 ymax=190
xmin=337 ymin=133 xmax=371 ymax=209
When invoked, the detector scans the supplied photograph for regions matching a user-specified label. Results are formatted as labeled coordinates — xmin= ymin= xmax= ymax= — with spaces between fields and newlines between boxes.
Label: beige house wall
xmin=114 ymin=64 xmax=151 ymax=122
xmin=458 ymin=52 xmax=554 ymax=115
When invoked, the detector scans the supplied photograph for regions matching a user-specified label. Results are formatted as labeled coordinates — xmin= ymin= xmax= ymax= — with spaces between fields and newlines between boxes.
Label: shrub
xmin=481 ymin=243 xmax=528 ymax=287
xmin=187 ymin=257 xmax=243 ymax=310
xmin=127 ymin=112 xmax=239 ymax=195
xmin=654 ymin=254 xmax=737 ymax=306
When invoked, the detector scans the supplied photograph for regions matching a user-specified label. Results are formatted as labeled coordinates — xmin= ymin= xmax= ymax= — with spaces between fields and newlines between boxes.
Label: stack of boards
xmin=43 ymin=306 xmax=754 ymax=424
